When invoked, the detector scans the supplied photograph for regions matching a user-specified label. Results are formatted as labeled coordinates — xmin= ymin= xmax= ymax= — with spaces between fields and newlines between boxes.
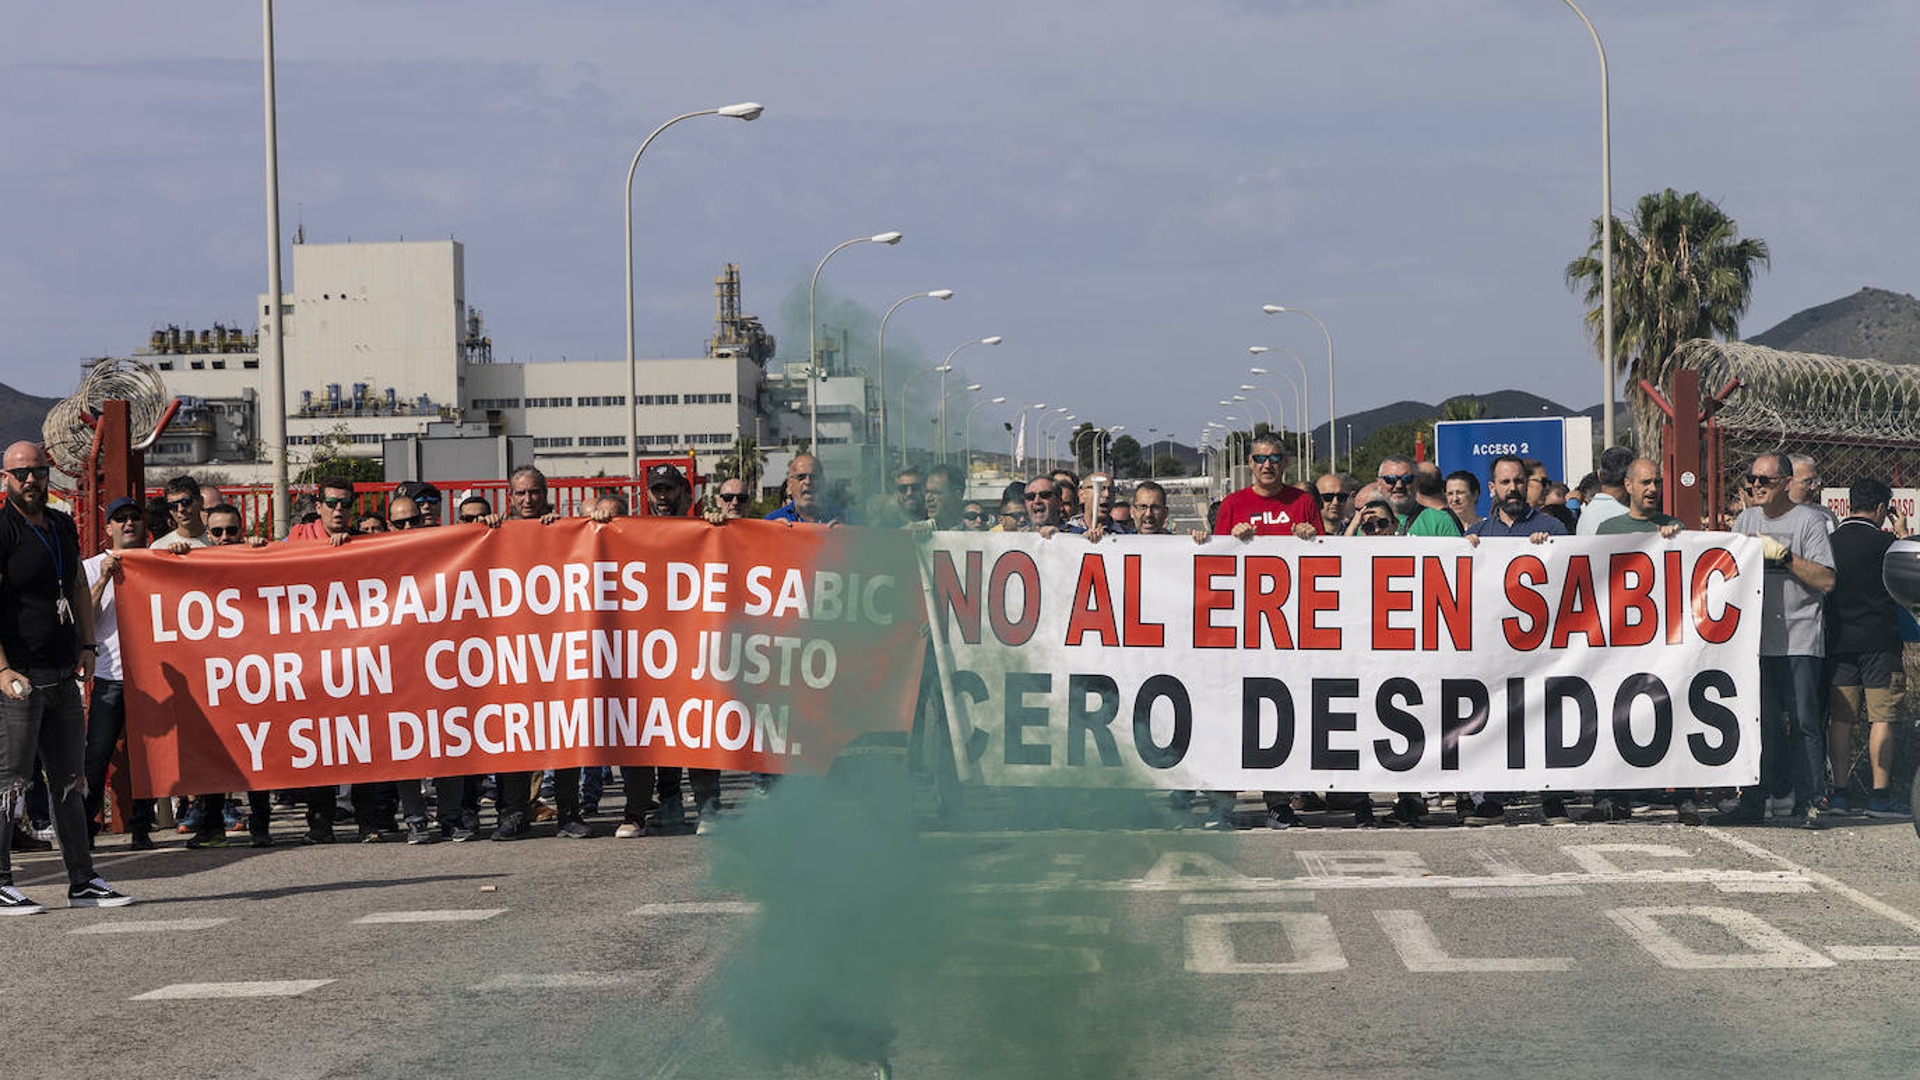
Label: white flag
xmin=1013 ymin=414 xmax=1026 ymax=471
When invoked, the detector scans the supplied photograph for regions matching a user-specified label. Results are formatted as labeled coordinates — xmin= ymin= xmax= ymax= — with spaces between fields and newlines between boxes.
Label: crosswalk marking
xmin=470 ymin=973 xmax=648 ymax=990
xmin=354 ymin=909 xmax=505 ymax=924
xmin=71 ymin=918 xmax=232 ymax=934
xmin=132 ymin=980 xmax=333 ymax=1000
xmin=628 ymin=901 xmax=761 ymax=916
xmin=1374 ymin=910 xmax=1574 ymax=972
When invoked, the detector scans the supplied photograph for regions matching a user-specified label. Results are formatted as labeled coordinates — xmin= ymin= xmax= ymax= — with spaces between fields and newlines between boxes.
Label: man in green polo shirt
xmin=1595 ymin=458 xmax=1681 ymax=538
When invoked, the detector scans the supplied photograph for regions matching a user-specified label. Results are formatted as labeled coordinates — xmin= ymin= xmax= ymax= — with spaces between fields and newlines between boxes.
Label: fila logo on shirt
xmin=1249 ymin=510 xmax=1295 ymax=526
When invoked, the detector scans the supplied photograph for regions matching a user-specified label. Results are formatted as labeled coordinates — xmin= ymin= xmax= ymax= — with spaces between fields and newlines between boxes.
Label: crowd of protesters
xmin=3 ymin=431 xmax=1913 ymax=914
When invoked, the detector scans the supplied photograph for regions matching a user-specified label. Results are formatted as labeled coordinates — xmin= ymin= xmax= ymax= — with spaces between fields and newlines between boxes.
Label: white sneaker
xmin=1766 ymin=795 xmax=1795 ymax=818
xmin=0 ymin=885 xmax=46 ymax=916
xmin=614 ymin=822 xmax=642 ymax=839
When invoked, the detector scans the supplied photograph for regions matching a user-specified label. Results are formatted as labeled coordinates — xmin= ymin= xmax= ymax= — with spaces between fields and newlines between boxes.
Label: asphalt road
xmin=9 ymin=786 xmax=1920 ymax=1080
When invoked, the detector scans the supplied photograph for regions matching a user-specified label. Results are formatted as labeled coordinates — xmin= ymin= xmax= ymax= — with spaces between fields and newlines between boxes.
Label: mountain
xmin=1748 ymin=286 xmax=1920 ymax=362
xmin=0 ymin=382 xmax=58 ymax=448
xmin=1313 ymin=389 xmax=1579 ymax=457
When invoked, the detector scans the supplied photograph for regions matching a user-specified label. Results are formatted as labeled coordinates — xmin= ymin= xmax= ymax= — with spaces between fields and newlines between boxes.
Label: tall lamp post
xmin=626 ymin=101 xmax=763 ymax=477
xmin=941 ymin=382 xmax=984 ymax=469
xmin=876 ymin=288 xmax=954 ymax=475
xmin=1261 ymin=305 xmax=1337 ymax=471
xmin=899 ymin=363 xmax=951 ymax=467
xmin=809 ymin=230 xmax=903 ymax=450
xmin=1248 ymin=344 xmax=1312 ymax=464
xmin=1562 ymin=0 xmax=1614 ymax=447
xmin=964 ymin=395 xmax=1007 ymax=478
xmin=938 ymin=336 xmax=1001 ymax=465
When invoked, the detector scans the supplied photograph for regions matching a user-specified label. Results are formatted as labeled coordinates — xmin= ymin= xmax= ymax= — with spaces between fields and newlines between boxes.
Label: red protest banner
xmin=117 ymin=518 xmax=926 ymax=797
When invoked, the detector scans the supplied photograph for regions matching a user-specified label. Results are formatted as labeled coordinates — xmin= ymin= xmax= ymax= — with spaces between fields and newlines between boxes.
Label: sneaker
xmin=1462 ymin=801 xmax=1505 ymax=827
xmin=1353 ymin=806 xmax=1379 ymax=829
xmin=358 ymin=828 xmax=383 ymax=844
xmin=614 ymin=821 xmax=644 ymax=839
xmin=490 ymin=814 xmax=530 ymax=841
xmin=1716 ymin=799 xmax=1766 ymax=825
xmin=185 ymin=832 xmax=229 ymax=849
xmin=1766 ymin=795 xmax=1795 ymax=819
xmin=249 ymin=831 xmax=274 ymax=849
xmin=1865 ymin=794 xmax=1914 ymax=820
xmin=1577 ymin=797 xmax=1631 ymax=823
xmin=531 ymin=801 xmax=558 ymax=823
xmin=404 ymin=821 xmax=437 ymax=845
xmin=447 ymin=825 xmax=476 ymax=843
xmin=556 ymin=819 xmax=593 ymax=839
xmin=129 ymin=831 xmax=156 ymax=851
xmin=1290 ymin=792 xmax=1326 ymax=813
xmin=1202 ymin=805 xmax=1235 ymax=831
xmin=1816 ymin=792 xmax=1859 ymax=816
xmin=30 ymin=824 xmax=56 ymax=841
xmin=579 ymin=801 xmax=601 ymax=817
xmin=1541 ymin=797 xmax=1572 ymax=825
xmin=67 ymin=877 xmax=134 ymax=908
xmin=1675 ymin=800 xmax=1704 ymax=826
xmin=1265 ymin=805 xmax=1297 ymax=830
xmin=299 ymin=829 xmax=335 ymax=845
xmin=1388 ymin=795 xmax=1427 ymax=827
xmin=0 ymin=885 xmax=45 ymax=915
xmin=10 ymin=827 xmax=51 ymax=852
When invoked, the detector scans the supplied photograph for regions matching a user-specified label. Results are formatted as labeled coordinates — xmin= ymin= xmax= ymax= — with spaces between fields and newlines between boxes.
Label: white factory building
xmin=130 ymin=238 xmax=872 ymax=490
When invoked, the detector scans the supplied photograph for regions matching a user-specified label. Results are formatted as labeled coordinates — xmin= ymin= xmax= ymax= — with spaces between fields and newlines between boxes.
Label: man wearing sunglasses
xmin=875 ymin=466 xmax=926 ymax=528
xmin=393 ymin=480 xmax=444 ymax=527
xmin=1213 ymin=435 xmax=1320 ymax=542
xmin=151 ymin=475 xmax=210 ymax=550
xmin=1720 ymin=452 xmax=1836 ymax=826
xmin=711 ymin=478 xmax=749 ymax=521
xmin=1314 ymin=473 xmax=1357 ymax=535
xmin=921 ymin=463 xmax=965 ymax=531
xmin=386 ymin=494 xmax=426 ymax=531
xmin=289 ymin=477 xmax=357 ymax=546
xmin=1376 ymin=456 xmax=1461 ymax=537
xmin=0 ymin=443 xmax=133 ymax=913
xmin=767 ymin=454 xmax=833 ymax=525
xmin=1021 ymin=476 xmax=1068 ymax=532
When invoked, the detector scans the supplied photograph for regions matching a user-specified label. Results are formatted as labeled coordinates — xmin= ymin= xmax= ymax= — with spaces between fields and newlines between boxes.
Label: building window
xmin=471 ymin=397 xmax=522 ymax=410
xmin=533 ymin=437 xmax=575 ymax=449
xmin=577 ymin=395 xmax=627 ymax=407
xmin=579 ymin=435 xmax=629 ymax=448
xmin=525 ymin=396 xmax=575 ymax=408
xmin=684 ymin=392 xmax=734 ymax=405
xmin=635 ymin=393 xmax=681 ymax=406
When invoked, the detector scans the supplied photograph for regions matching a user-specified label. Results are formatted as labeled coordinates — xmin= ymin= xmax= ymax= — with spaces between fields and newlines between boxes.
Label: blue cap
xmin=104 ymin=496 xmax=140 ymax=520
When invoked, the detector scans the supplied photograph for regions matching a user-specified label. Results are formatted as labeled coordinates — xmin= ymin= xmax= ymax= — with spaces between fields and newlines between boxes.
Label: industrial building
xmin=126 ymin=239 xmax=875 ymax=491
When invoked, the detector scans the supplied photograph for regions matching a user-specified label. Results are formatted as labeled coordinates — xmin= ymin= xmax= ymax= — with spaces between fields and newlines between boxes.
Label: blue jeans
xmin=1758 ymin=655 xmax=1826 ymax=805
xmin=0 ymin=674 xmax=99 ymax=888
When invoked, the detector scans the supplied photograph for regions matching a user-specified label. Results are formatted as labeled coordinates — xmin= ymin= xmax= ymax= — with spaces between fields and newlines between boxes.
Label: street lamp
xmin=964 ymin=395 xmax=1007 ymax=477
xmin=625 ymin=101 xmax=763 ymax=477
xmin=1249 ymin=344 xmax=1313 ymax=465
xmin=876 ymin=288 xmax=954 ymax=474
xmin=1261 ymin=305 xmax=1337 ymax=471
xmin=1562 ymin=0 xmax=1615 ymax=447
xmin=900 ymin=363 xmax=951 ymax=467
xmin=809 ymin=230 xmax=904 ymax=449
xmin=938 ymin=336 xmax=1002 ymax=465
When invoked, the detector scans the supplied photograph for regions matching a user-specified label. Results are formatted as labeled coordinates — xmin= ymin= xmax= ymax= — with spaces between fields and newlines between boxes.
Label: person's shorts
xmin=1828 ymin=650 xmax=1905 ymax=724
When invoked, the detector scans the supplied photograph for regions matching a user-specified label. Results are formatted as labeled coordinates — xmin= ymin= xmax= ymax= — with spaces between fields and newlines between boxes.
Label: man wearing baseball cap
xmin=81 ymin=497 xmax=156 ymax=851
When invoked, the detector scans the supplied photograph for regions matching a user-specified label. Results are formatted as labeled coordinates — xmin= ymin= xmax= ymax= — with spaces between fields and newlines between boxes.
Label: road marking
xmin=70 ymin=918 xmax=232 ymax=934
xmin=354 ymin=908 xmax=505 ymax=924
xmin=1702 ymin=826 xmax=1920 ymax=936
xmin=959 ymin=866 xmax=1805 ymax=894
xmin=1605 ymin=906 xmax=1834 ymax=969
xmin=471 ymin=973 xmax=646 ymax=991
xmin=1559 ymin=843 xmax=1692 ymax=875
xmin=1826 ymin=946 xmax=1920 ymax=961
xmin=1185 ymin=912 xmax=1347 ymax=974
xmin=628 ymin=901 xmax=761 ymax=916
xmin=1179 ymin=891 xmax=1319 ymax=906
xmin=1141 ymin=850 xmax=1253 ymax=885
xmin=1448 ymin=885 xmax=1585 ymax=899
xmin=1467 ymin=847 xmax=1535 ymax=878
xmin=1374 ymin=910 xmax=1574 ymax=972
xmin=132 ymin=980 xmax=333 ymax=1000
xmin=1713 ymin=881 xmax=1814 ymax=894
xmin=1295 ymin=849 xmax=1429 ymax=878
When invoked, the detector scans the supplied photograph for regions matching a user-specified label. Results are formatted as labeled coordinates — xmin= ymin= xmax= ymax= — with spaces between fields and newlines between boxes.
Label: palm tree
xmin=1565 ymin=188 xmax=1769 ymax=449
xmin=710 ymin=435 xmax=766 ymax=494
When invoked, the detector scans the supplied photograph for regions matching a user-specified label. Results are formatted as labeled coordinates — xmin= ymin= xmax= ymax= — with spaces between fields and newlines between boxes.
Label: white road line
xmin=1448 ymin=885 xmax=1585 ymax=899
xmin=1184 ymin=912 xmax=1347 ymax=974
xmin=1713 ymin=881 xmax=1814 ymax=894
xmin=1826 ymin=945 xmax=1920 ymax=961
xmin=1178 ymin=891 xmax=1319 ymax=905
xmin=71 ymin=918 xmax=232 ymax=934
xmin=1702 ymin=826 xmax=1920 ymax=936
xmin=1466 ymin=847 xmax=1535 ymax=878
xmin=354 ymin=909 xmax=506 ymax=924
xmin=1374 ymin=910 xmax=1574 ymax=972
xmin=958 ymin=868 xmax=1806 ymax=894
xmin=470 ymin=973 xmax=647 ymax=991
xmin=132 ymin=980 xmax=333 ymax=1001
xmin=1605 ymin=906 xmax=1834 ymax=970
xmin=628 ymin=901 xmax=761 ymax=916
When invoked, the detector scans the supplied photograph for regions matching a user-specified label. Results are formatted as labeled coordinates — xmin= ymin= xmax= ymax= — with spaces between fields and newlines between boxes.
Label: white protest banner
xmin=921 ymin=532 xmax=1763 ymax=792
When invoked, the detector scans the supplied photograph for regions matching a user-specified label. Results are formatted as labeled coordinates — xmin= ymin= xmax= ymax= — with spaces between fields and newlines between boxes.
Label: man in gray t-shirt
xmin=1722 ymin=451 xmax=1836 ymax=824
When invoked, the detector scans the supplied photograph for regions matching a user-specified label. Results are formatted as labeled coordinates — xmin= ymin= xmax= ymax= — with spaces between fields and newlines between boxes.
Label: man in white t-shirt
xmin=81 ymin=497 xmax=155 ymax=850
xmin=150 ymin=475 xmax=209 ymax=550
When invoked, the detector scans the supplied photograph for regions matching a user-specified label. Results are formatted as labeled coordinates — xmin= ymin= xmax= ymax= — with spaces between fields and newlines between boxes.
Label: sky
xmin=3 ymin=0 xmax=1914 ymax=453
